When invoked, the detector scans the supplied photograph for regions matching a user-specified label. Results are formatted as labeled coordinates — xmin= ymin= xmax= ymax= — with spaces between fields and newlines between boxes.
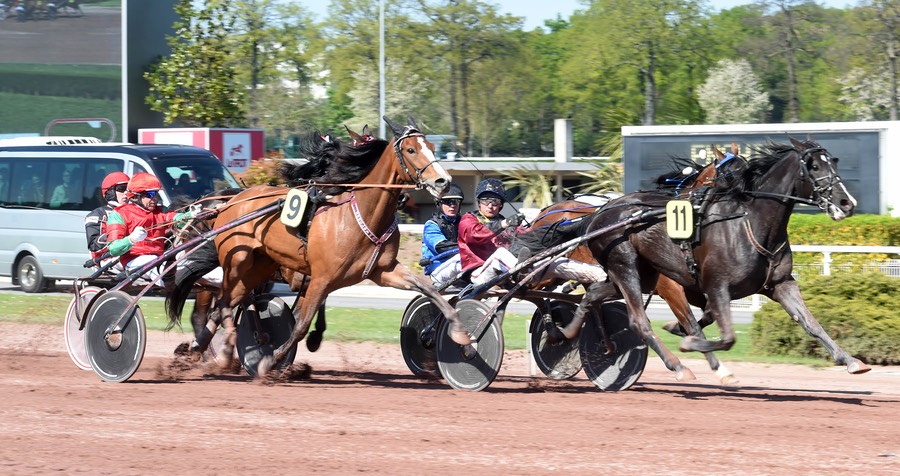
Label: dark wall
xmin=123 ymin=0 xmax=179 ymax=143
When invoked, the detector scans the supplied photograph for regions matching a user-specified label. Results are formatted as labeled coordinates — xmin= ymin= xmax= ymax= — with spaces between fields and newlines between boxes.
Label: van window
xmin=0 ymin=158 xmax=122 ymax=211
xmin=148 ymin=156 xmax=240 ymax=198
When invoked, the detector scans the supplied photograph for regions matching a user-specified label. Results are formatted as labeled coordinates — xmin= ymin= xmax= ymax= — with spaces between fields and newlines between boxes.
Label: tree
xmin=697 ymin=58 xmax=771 ymax=123
xmin=837 ymin=66 xmax=893 ymax=120
xmin=144 ymin=0 xmax=245 ymax=127
xmin=858 ymin=0 xmax=900 ymax=120
xmin=413 ymin=0 xmax=521 ymax=155
xmin=557 ymin=0 xmax=710 ymax=127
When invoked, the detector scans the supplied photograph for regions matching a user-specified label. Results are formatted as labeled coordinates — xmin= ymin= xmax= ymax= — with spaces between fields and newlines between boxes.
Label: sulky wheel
xmin=64 ymin=286 xmax=103 ymax=371
xmin=236 ymin=294 xmax=297 ymax=378
xmin=84 ymin=290 xmax=146 ymax=383
xmin=436 ymin=299 xmax=503 ymax=391
xmin=579 ymin=301 xmax=648 ymax=391
xmin=529 ymin=300 xmax=583 ymax=380
xmin=399 ymin=295 xmax=443 ymax=377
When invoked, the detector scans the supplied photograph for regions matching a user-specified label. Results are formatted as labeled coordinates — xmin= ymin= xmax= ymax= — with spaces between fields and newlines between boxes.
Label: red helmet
xmin=127 ymin=172 xmax=162 ymax=194
xmin=101 ymin=171 xmax=130 ymax=195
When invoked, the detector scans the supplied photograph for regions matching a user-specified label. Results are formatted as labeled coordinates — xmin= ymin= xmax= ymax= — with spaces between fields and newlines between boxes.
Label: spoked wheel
xmin=530 ymin=300 xmax=583 ymax=380
xmin=64 ymin=286 xmax=103 ymax=371
xmin=579 ymin=301 xmax=647 ymax=391
xmin=84 ymin=290 xmax=146 ymax=383
xmin=436 ymin=299 xmax=503 ymax=391
xmin=236 ymin=294 xmax=297 ymax=378
xmin=399 ymin=295 xmax=442 ymax=377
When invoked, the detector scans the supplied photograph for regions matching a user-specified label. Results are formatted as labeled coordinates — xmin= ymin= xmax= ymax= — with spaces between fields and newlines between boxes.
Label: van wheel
xmin=18 ymin=256 xmax=49 ymax=293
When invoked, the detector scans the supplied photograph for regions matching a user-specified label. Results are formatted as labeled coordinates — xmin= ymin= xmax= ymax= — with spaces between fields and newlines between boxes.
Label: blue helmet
xmin=475 ymin=178 xmax=506 ymax=201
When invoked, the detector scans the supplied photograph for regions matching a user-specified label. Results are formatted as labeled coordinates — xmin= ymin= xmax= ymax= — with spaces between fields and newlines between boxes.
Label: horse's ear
xmin=407 ymin=116 xmax=420 ymax=130
xmin=345 ymin=124 xmax=361 ymax=143
xmin=384 ymin=116 xmax=403 ymax=137
xmin=731 ymin=141 xmax=739 ymax=155
xmin=713 ymin=145 xmax=725 ymax=161
xmin=789 ymin=135 xmax=806 ymax=150
xmin=362 ymin=124 xmax=371 ymax=137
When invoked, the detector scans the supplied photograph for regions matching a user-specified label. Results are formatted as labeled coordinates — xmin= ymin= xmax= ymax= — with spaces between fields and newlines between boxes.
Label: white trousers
xmin=470 ymin=248 xmax=608 ymax=287
xmin=126 ymin=254 xmax=223 ymax=288
xmin=429 ymin=254 xmax=462 ymax=287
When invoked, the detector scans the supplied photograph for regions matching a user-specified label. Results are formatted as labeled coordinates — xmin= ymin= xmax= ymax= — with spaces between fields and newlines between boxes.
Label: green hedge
xmin=0 ymin=65 xmax=120 ymax=101
xmin=789 ymin=214 xmax=900 ymax=268
xmin=750 ymin=273 xmax=900 ymax=364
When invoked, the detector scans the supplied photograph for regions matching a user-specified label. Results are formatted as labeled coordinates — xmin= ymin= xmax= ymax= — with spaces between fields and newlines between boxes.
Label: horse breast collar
xmin=350 ymin=191 xmax=398 ymax=278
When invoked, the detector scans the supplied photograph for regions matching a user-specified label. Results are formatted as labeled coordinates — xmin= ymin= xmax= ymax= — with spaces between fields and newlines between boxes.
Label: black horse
xmin=516 ymin=137 xmax=868 ymax=378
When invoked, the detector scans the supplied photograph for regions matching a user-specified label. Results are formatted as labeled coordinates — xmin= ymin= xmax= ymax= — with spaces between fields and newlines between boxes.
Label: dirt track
xmin=0 ymin=6 xmax=120 ymax=65
xmin=1 ymin=321 xmax=899 ymax=474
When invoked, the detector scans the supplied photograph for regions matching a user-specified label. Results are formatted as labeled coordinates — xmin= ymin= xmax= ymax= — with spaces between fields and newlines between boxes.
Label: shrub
xmin=750 ymin=273 xmax=900 ymax=364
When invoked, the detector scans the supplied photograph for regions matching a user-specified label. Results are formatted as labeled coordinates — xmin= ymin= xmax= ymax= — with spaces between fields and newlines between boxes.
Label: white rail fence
xmin=400 ymin=225 xmax=900 ymax=312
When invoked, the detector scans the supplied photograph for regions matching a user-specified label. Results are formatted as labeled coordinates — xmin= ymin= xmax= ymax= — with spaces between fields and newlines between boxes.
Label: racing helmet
xmin=475 ymin=178 xmax=506 ymax=202
xmin=127 ymin=172 xmax=162 ymax=197
xmin=101 ymin=171 xmax=130 ymax=202
xmin=437 ymin=182 xmax=465 ymax=203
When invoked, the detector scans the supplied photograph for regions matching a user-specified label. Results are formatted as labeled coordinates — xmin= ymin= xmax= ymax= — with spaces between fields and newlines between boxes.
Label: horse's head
xmin=383 ymin=115 xmax=450 ymax=197
xmin=789 ymin=136 xmax=857 ymax=220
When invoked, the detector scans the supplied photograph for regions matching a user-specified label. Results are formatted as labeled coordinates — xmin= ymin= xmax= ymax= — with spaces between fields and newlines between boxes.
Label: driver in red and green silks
xmin=105 ymin=172 xmax=199 ymax=284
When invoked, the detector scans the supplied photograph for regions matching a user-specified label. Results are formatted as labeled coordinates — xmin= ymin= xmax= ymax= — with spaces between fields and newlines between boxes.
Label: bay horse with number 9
xmin=168 ymin=116 xmax=471 ymax=377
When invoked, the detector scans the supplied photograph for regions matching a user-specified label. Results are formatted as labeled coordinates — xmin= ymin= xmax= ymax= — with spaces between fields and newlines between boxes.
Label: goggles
xmin=478 ymin=197 xmax=502 ymax=207
xmin=114 ymin=184 xmax=128 ymax=193
xmin=440 ymin=198 xmax=461 ymax=206
xmin=143 ymin=189 xmax=160 ymax=199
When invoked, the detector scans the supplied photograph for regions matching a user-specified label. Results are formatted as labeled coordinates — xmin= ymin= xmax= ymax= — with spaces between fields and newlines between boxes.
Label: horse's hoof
xmin=662 ymin=320 xmax=687 ymax=337
xmin=719 ymin=374 xmax=740 ymax=386
xmin=716 ymin=365 xmax=739 ymax=386
xmin=306 ymin=331 xmax=323 ymax=353
xmin=847 ymin=360 xmax=871 ymax=375
xmin=675 ymin=366 xmax=697 ymax=381
xmin=450 ymin=329 xmax=471 ymax=346
xmin=257 ymin=356 xmax=274 ymax=378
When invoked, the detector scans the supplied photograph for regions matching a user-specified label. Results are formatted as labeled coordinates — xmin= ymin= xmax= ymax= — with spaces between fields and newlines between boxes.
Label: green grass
xmin=0 ymin=93 xmax=122 ymax=138
xmin=0 ymin=292 xmax=832 ymax=367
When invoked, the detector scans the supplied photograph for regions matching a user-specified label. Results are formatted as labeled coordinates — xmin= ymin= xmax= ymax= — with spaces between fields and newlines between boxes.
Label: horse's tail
xmin=512 ymin=215 xmax=590 ymax=255
xmin=164 ymin=239 xmax=219 ymax=329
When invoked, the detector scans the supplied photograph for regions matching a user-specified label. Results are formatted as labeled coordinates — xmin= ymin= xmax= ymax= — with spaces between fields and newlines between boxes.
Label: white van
xmin=0 ymin=140 xmax=241 ymax=292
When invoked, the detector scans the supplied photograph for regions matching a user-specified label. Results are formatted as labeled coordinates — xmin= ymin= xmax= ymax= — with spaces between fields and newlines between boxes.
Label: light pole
xmin=378 ymin=0 xmax=386 ymax=139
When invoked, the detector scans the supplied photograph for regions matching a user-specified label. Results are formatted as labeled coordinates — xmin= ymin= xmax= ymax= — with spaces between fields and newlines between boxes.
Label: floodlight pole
xmin=379 ymin=0 xmax=386 ymax=139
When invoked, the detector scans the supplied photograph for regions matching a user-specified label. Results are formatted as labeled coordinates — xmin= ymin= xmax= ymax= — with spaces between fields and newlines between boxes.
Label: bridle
xmin=393 ymin=127 xmax=441 ymax=187
xmin=745 ymin=145 xmax=844 ymax=212
xmin=796 ymin=146 xmax=845 ymax=213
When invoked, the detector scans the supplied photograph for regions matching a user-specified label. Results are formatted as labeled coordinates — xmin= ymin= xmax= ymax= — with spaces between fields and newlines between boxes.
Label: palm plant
xmin=503 ymin=164 xmax=554 ymax=209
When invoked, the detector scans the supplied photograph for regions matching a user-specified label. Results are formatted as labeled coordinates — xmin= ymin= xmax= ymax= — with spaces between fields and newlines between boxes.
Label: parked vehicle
xmin=0 ymin=138 xmax=241 ymax=292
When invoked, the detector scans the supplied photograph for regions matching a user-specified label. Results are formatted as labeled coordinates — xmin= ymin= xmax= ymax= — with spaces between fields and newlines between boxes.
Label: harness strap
xmin=743 ymin=220 xmax=787 ymax=291
xmin=350 ymin=191 xmax=398 ymax=278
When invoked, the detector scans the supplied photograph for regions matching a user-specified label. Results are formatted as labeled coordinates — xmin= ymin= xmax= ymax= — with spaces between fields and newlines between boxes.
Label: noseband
xmin=393 ymin=128 xmax=441 ymax=187
xmin=797 ymin=146 xmax=844 ymax=213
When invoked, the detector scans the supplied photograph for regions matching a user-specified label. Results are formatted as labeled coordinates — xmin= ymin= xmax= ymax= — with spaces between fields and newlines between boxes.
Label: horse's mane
xmin=278 ymin=130 xmax=390 ymax=194
xmin=730 ymin=138 xmax=817 ymax=196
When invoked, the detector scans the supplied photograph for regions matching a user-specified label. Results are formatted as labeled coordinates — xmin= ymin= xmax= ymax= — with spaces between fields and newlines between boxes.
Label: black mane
xmin=734 ymin=139 xmax=815 ymax=196
xmin=278 ymin=130 xmax=390 ymax=194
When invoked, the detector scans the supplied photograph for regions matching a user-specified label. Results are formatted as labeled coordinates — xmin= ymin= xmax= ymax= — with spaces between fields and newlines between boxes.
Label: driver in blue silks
xmin=420 ymin=182 xmax=465 ymax=287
